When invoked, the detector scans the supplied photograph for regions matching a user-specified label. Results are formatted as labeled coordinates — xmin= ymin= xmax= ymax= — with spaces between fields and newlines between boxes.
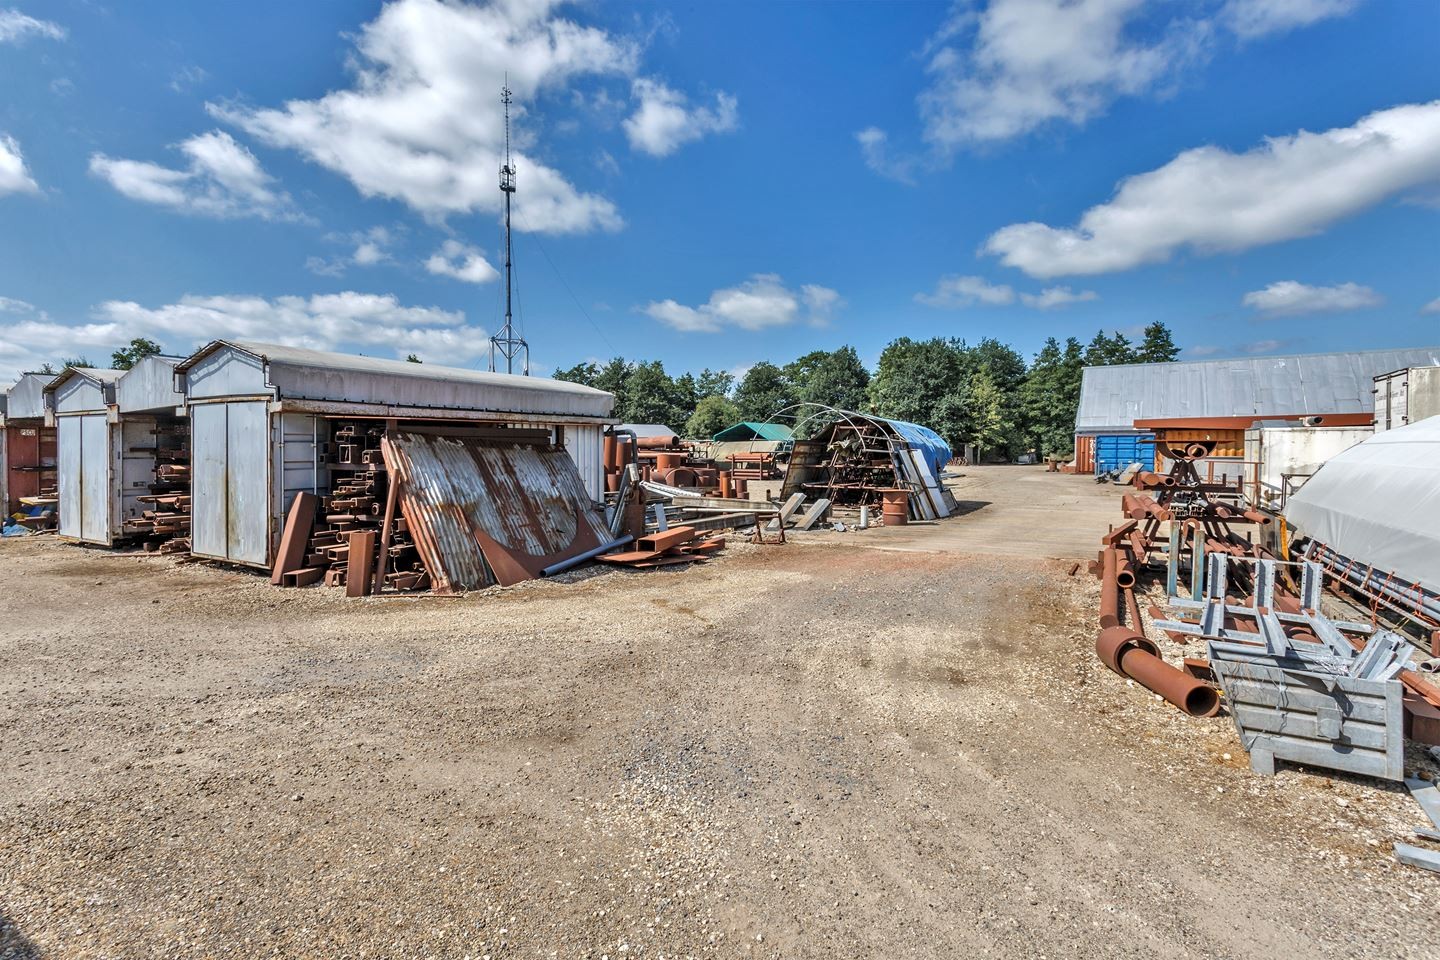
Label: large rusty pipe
xmin=1099 ymin=548 xmax=1122 ymax=629
xmin=1184 ymin=442 xmax=1210 ymax=460
xmin=1098 ymin=548 xmax=1219 ymax=717
xmin=1134 ymin=471 xmax=1176 ymax=489
xmin=1116 ymin=645 xmax=1221 ymax=717
xmin=1242 ymin=508 xmax=1272 ymax=525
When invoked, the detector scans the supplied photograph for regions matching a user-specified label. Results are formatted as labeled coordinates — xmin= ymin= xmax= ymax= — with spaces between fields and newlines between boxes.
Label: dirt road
xmin=2 ymin=478 xmax=1438 ymax=958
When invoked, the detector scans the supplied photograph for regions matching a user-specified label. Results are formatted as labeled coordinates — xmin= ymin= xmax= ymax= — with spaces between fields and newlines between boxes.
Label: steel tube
xmin=1134 ymin=471 xmax=1176 ymax=489
xmin=540 ymin=535 xmax=634 ymax=577
xmin=1117 ymin=645 xmax=1222 ymax=717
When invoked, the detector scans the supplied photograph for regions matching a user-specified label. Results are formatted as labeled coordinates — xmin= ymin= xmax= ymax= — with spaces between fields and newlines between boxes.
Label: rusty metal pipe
xmin=1099 ymin=548 xmax=1122 ymax=629
xmin=1242 ymin=508 xmax=1271 ymax=525
xmin=1115 ymin=644 xmax=1221 ymax=717
xmin=1134 ymin=471 xmax=1176 ymax=489
xmin=1184 ymin=442 xmax=1210 ymax=460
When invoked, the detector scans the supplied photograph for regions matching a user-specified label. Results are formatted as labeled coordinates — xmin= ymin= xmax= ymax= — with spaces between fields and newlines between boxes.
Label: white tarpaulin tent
xmin=1285 ymin=415 xmax=1440 ymax=591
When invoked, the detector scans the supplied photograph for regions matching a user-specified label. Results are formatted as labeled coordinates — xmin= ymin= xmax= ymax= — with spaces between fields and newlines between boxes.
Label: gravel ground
xmin=2 ymin=532 xmax=1438 ymax=959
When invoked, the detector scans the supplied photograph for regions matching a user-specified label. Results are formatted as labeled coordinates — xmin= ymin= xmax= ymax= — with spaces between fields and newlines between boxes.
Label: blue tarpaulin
xmin=881 ymin=419 xmax=952 ymax=476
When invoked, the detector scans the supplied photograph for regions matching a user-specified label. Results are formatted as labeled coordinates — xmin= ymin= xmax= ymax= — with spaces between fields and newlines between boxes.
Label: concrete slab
xmin=851 ymin=464 xmax=1125 ymax=560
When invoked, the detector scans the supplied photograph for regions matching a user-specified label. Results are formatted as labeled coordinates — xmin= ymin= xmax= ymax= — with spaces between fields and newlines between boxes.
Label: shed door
xmin=191 ymin=401 xmax=270 ymax=566
xmin=57 ymin=417 xmax=83 ymax=539
xmin=80 ymin=415 xmax=111 ymax=543
xmin=57 ymin=415 xmax=112 ymax=543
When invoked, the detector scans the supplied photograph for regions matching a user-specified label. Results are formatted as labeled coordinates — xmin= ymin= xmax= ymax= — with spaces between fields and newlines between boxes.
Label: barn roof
xmin=175 ymin=340 xmax=615 ymax=421
xmin=1075 ymin=347 xmax=1440 ymax=434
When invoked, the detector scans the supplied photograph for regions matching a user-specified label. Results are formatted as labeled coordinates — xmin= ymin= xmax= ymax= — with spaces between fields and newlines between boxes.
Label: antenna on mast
xmin=489 ymin=78 xmax=529 ymax=376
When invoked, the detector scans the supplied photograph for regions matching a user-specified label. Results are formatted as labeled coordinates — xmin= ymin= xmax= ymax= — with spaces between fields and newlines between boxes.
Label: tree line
xmin=556 ymin=322 xmax=1179 ymax=460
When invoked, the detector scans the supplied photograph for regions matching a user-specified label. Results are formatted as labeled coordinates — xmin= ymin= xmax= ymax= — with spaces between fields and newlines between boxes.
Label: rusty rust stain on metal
xmin=381 ymin=432 xmax=610 ymax=593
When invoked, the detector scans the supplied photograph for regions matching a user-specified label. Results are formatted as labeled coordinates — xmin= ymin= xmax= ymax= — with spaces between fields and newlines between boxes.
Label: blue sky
xmin=1 ymin=0 xmax=1437 ymax=383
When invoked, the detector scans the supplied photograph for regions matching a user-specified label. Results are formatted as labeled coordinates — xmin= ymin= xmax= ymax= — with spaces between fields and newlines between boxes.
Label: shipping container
xmin=1243 ymin=422 xmax=1373 ymax=510
xmin=1093 ymin=433 xmax=1155 ymax=473
xmin=1374 ymin=365 xmax=1440 ymax=432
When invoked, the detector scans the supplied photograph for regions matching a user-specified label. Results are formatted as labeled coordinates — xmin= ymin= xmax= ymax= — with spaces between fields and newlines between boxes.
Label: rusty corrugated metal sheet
xmin=381 ymin=432 xmax=611 ymax=593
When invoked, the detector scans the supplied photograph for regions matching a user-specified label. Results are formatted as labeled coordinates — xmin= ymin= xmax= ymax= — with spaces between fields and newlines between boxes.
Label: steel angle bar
xmin=1393 ymin=843 xmax=1440 ymax=874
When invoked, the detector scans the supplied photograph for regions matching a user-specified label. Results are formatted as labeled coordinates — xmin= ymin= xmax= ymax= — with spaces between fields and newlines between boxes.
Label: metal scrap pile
xmin=1089 ymin=438 xmax=1440 ymax=871
xmin=780 ymin=409 xmax=956 ymax=522
xmin=124 ymin=421 xmax=192 ymax=554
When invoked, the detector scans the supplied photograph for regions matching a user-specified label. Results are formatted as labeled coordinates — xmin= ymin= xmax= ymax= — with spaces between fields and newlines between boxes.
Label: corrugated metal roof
xmin=381 ymin=432 xmax=612 ymax=593
xmin=712 ymin=421 xmax=795 ymax=442
xmin=618 ymin=423 xmax=678 ymax=439
xmin=1075 ymin=347 xmax=1440 ymax=433
xmin=176 ymin=339 xmax=615 ymax=420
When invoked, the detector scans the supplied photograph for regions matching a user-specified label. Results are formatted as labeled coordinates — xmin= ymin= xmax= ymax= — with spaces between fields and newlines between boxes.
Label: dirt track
xmin=3 ymin=482 xmax=1439 ymax=958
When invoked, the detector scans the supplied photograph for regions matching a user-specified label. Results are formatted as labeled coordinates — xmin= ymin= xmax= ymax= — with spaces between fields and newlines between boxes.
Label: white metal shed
xmin=44 ymin=368 xmax=124 ymax=544
xmin=173 ymin=340 xmax=616 ymax=569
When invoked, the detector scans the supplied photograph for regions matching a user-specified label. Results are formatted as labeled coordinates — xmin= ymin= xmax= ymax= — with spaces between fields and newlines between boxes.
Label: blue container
xmin=1094 ymin=433 xmax=1155 ymax=474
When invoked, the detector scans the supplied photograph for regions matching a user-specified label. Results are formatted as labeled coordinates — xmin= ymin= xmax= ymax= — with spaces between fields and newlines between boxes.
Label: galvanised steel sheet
xmin=115 ymin=356 xmax=186 ymax=414
xmin=178 ymin=340 xmax=614 ymax=420
xmin=190 ymin=404 xmax=228 ymax=560
xmin=1075 ymin=347 xmax=1440 ymax=433
xmin=57 ymin=416 xmax=83 ymax=540
xmin=382 ymin=432 xmax=611 ymax=593
xmin=5 ymin=373 xmax=54 ymax=421
xmin=191 ymin=401 xmax=271 ymax=565
xmin=80 ymin=414 xmax=110 ymax=543
xmin=227 ymin=401 xmax=270 ymax=566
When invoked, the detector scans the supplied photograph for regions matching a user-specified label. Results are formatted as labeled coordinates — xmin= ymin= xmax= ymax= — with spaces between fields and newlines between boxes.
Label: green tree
xmin=1018 ymin=337 xmax=1085 ymax=458
xmin=1136 ymin=321 xmax=1179 ymax=363
xmin=732 ymin=361 xmax=796 ymax=423
xmin=110 ymin=337 xmax=165 ymax=370
xmin=785 ymin=345 xmax=870 ymax=411
xmin=60 ymin=356 xmax=94 ymax=369
xmin=405 ymin=353 xmax=423 ymax=363
xmin=620 ymin=360 xmax=686 ymax=428
xmin=695 ymin=368 xmax=734 ymax=399
xmin=867 ymin=337 xmax=970 ymax=446
xmin=1084 ymin=330 xmax=1137 ymax=366
xmin=967 ymin=365 xmax=1014 ymax=462
xmin=686 ymin=394 xmax=741 ymax=439
xmin=553 ymin=361 xmax=599 ymax=385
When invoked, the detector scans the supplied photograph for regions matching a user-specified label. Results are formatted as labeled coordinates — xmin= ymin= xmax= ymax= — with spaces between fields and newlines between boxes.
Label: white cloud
xmin=1422 ymin=296 xmax=1440 ymax=316
xmin=425 ymin=239 xmax=500 ymax=284
xmin=643 ymin=274 xmax=842 ymax=333
xmin=0 ymin=134 xmax=39 ymax=195
xmin=1020 ymin=286 xmax=1099 ymax=309
xmin=984 ymin=100 xmax=1440 ymax=278
xmin=0 ymin=8 xmax=65 ymax=44
xmin=861 ymin=0 xmax=1361 ymax=173
xmin=306 ymin=226 xmax=396 ymax=276
xmin=0 ymin=291 xmax=489 ymax=380
xmin=1242 ymin=280 xmax=1383 ymax=315
xmin=0 ymin=295 xmax=40 ymax=314
xmin=918 ymin=0 xmax=1208 ymax=149
xmin=89 ymin=130 xmax=303 ymax=221
xmin=916 ymin=275 xmax=1015 ymax=308
xmin=915 ymin=274 xmax=1098 ymax=309
xmin=623 ymin=78 xmax=738 ymax=157
xmin=170 ymin=65 xmax=208 ymax=93
xmin=210 ymin=0 xmax=638 ymax=233
xmin=855 ymin=127 xmax=918 ymax=185
xmin=1221 ymin=0 xmax=1358 ymax=39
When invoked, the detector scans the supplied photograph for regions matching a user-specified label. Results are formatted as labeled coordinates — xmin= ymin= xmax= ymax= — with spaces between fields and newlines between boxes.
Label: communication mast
xmin=489 ymin=81 xmax=529 ymax=375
